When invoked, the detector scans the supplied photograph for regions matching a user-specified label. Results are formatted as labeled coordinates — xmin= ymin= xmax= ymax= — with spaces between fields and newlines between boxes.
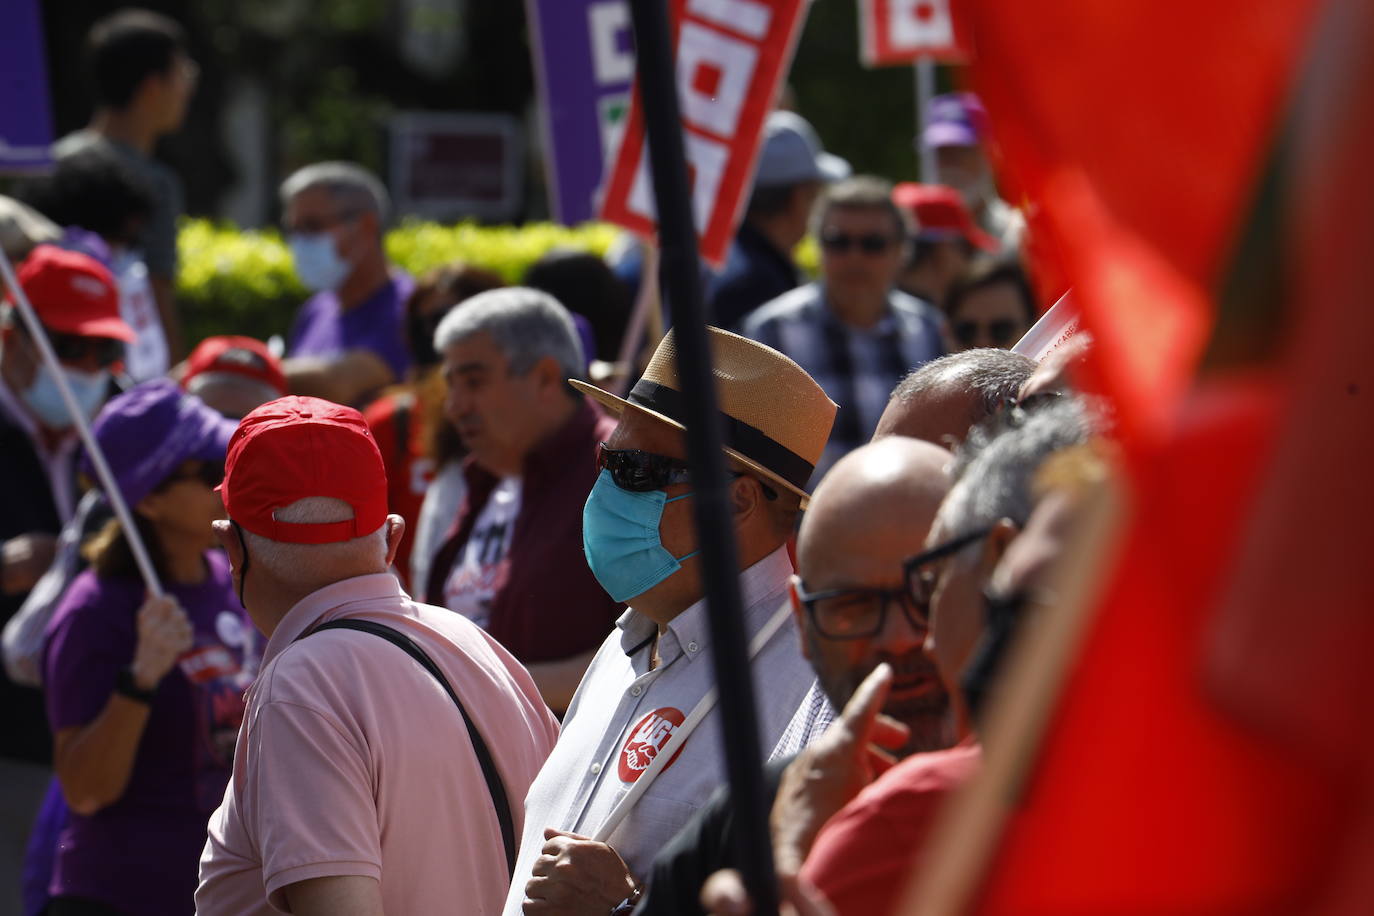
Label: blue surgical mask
xmin=288 ymin=232 xmax=351 ymax=292
xmin=22 ymin=364 xmax=109 ymax=430
xmin=583 ymin=469 xmax=699 ymax=603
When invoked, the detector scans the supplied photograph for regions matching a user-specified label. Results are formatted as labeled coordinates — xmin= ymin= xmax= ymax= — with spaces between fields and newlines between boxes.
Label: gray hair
xmin=432 ymin=286 xmax=586 ymax=383
xmin=243 ymin=497 xmax=388 ymax=583
xmin=936 ymin=396 xmax=1097 ymax=543
xmin=279 ymin=161 xmax=391 ymax=225
xmin=892 ymin=349 xmax=1037 ymax=422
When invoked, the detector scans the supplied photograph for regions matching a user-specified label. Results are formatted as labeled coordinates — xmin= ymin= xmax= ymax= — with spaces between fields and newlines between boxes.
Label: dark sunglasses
xmin=820 ymin=232 xmax=897 ymax=255
xmin=160 ymin=461 xmax=226 ymax=490
xmin=50 ymin=333 xmax=124 ymax=368
xmin=903 ymin=527 xmax=993 ymax=606
xmin=795 ymin=581 xmax=928 ymax=641
xmin=597 ymin=443 xmax=693 ymax=492
xmin=953 ymin=319 xmax=1019 ymax=348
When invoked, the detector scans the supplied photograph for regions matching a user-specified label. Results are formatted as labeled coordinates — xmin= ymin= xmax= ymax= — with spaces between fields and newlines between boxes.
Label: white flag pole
xmin=915 ymin=57 xmax=938 ymax=182
xmin=0 ymin=248 xmax=164 ymax=598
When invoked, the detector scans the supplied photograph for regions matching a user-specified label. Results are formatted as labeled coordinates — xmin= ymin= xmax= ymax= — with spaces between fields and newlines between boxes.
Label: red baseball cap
xmin=182 ymin=335 xmax=288 ymax=396
xmin=892 ymin=182 xmax=1000 ymax=253
xmin=220 ymin=396 xmax=389 ymax=544
xmin=10 ymin=245 xmax=134 ymax=341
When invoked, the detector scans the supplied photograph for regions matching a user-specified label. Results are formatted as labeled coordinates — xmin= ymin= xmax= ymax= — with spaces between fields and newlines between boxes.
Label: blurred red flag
xmin=921 ymin=0 xmax=1374 ymax=912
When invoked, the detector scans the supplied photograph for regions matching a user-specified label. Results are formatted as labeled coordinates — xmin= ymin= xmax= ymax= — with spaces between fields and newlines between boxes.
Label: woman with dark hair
xmin=943 ymin=256 xmax=1038 ymax=352
xmin=40 ymin=379 xmax=252 ymax=915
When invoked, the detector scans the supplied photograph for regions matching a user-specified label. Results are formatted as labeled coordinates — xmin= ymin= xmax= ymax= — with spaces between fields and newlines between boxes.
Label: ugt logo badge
xmin=618 ymin=707 xmax=686 ymax=782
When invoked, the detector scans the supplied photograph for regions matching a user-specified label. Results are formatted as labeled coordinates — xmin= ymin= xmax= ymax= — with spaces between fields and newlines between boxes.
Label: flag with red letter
xmin=598 ymin=0 xmax=807 ymax=267
xmin=858 ymin=0 xmax=970 ymax=67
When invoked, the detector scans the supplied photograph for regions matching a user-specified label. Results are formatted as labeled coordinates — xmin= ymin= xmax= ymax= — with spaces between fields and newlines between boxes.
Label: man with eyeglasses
xmin=743 ymin=175 xmax=945 ymax=487
xmin=505 ymin=328 xmax=836 ymax=916
xmin=279 ymin=162 xmax=414 ymax=407
xmin=0 ymin=245 xmax=132 ymax=899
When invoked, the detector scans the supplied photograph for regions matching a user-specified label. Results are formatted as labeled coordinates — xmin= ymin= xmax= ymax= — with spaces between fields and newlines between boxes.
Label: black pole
xmin=625 ymin=2 xmax=779 ymax=913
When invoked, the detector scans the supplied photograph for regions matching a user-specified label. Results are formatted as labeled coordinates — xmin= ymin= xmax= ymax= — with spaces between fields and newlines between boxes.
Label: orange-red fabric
xmin=363 ymin=389 xmax=431 ymax=591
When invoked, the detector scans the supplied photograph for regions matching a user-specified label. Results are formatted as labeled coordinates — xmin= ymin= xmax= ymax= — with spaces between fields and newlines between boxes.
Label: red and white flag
xmin=859 ymin=0 xmax=970 ymax=67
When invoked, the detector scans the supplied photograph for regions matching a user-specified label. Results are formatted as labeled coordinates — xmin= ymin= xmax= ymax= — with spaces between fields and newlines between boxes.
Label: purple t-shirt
xmin=42 ymin=552 xmax=256 ymax=916
xmin=287 ymin=271 xmax=415 ymax=383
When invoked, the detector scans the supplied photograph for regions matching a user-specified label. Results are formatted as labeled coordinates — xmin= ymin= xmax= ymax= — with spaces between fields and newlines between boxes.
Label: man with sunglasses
xmin=0 ymin=244 xmax=132 ymax=896
xmin=743 ymin=175 xmax=945 ymax=487
xmin=506 ymin=328 xmax=835 ymax=915
xmin=280 ymin=162 xmax=413 ymax=407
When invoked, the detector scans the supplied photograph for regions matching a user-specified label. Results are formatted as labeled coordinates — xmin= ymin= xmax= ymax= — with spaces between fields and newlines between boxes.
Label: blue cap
xmin=753 ymin=111 xmax=851 ymax=189
xmin=85 ymin=379 xmax=238 ymax=507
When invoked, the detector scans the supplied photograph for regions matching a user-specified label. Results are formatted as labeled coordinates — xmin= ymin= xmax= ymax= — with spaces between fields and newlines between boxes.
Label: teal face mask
xmin=583 ymin=469 xmax=699 ymax=603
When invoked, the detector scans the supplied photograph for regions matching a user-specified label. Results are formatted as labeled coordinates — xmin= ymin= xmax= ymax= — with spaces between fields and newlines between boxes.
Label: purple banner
xmin=0 ymin=0 xmax=56 ymax=174
xmin=526 ymin=0 xmax=634 ymax=225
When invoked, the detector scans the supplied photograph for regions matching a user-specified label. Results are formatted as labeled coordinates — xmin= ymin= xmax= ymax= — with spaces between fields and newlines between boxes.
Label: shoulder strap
xmin=304 ymin=618 xmax=517 ymax=877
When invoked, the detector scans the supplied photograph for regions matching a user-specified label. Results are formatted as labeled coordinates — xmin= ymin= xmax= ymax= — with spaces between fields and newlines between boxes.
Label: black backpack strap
xmin=302 ymin=618 xmax=517 ymax=877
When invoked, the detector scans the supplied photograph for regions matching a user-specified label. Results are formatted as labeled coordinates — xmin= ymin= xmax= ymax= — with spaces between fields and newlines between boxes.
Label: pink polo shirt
xmin=196 ymin=573 xmax=559 ymax=915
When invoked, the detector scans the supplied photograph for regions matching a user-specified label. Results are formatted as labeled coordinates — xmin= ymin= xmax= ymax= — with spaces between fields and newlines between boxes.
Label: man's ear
xmin=533 ymin=354 xmax=566 ymax=397
xmin=787 ymin=575 xmax=812 ymax=661
xmin=729 ymin=474 xmax=765 ymax=525
xmin=213 ymin=519 xmax=241 ymax=569
xmin=976 ymin=517 xmax=1020 ymax=580
xmin=383 ymin=514 xmax=406 ymax=568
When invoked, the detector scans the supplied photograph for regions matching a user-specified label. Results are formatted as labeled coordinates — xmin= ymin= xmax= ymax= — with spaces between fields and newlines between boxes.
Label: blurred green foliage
xmin=176 ymin=218 xmax=620 ymax=346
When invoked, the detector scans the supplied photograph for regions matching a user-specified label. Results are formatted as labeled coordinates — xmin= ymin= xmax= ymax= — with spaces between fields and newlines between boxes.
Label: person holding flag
xmin=40 ymin=379 xmax=251 ymax=916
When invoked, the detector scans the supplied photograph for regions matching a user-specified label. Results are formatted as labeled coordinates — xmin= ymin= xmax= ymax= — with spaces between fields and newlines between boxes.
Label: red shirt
xmin=424 ymin=397 xmax=621 ymax=666
xmin=802 ymin=741 xmax=982 ymax=915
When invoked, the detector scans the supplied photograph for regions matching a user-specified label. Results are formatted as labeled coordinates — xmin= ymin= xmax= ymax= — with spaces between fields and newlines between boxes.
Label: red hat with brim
xmin=220 ymin=396 xmax=389 ymax=544
xmin=11 ymin=245 xmax=134 ymax=341
xmin=892 ymin=182 xmax=1000 ymax=253
xmin=183 ymin=335 xmax=288 ymax=396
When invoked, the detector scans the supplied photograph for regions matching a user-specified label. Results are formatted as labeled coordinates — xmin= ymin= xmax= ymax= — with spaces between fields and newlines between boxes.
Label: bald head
xmin=793 ymin=436 xmax=956 ymax=756
xmin=874 ymin=349 xmax=1036 ymax=447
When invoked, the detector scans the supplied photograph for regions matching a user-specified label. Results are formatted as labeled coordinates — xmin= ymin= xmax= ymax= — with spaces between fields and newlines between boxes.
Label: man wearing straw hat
xmin=507 ymin=328 xmax=836 ymax=915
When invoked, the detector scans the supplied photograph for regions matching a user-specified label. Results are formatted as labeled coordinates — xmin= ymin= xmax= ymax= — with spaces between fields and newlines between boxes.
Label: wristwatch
xmin=610 ymin=885 xmax=643 ymax=915
xmin=114 ymin=666 xmax=157 ymax=704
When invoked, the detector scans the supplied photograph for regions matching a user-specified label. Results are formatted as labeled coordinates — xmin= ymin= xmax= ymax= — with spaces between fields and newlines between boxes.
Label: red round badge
xmin=618 ymin=707 xmax=686 ymax=782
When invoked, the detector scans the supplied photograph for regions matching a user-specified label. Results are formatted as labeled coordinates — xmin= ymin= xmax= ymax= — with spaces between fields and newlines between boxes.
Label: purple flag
xmin=526 ymin=0 xmax=634 ymax=225
xmin=0 ymin=0 xmax=56 ymax=174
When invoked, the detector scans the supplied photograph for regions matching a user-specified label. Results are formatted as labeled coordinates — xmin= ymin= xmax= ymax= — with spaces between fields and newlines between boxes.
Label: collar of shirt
xmin=615 ymin=544 xmax=794 ymax=669
xmin=261 ymin=572 xmax=407 ymax=668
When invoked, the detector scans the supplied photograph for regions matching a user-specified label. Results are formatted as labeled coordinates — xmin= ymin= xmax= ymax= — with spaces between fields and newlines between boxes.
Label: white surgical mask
xmin=22 ymin=363 xmax=109 ymax=430
xmin=288 ymin=232 xmax=352 ymax=292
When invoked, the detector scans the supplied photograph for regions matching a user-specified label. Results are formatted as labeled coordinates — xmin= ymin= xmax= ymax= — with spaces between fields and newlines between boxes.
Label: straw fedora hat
xmin=570 ymin=327 xmax=837 ymax=507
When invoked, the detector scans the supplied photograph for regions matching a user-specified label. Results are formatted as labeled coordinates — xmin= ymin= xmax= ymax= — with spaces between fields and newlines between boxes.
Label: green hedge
xmin=176 ymin=218 xmax=819 ymax=346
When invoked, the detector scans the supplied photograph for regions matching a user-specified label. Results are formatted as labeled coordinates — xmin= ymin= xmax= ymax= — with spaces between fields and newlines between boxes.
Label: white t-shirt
xmin=442 ymin=475 xmax=521 ymax=630
xmin=112 ymin=251 xmax=169 ymax=382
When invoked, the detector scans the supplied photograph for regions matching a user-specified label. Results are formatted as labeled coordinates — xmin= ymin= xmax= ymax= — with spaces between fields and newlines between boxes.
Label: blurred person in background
xmin=708 ymin=111 xmax=849 ymax=331
xmin=41 ymin=380 xmax=249 ymax=916
xmin=363 ymin=262 xmax=505 ymax=591
xmin=943 ymin=257 xmax=1038 ymax=353
xmin=919 ymin=93 xmax=1024 ymax=252
xmin=426 ymin=288 xmax=620 ymax=714
xmin=873 ymin=348 xmax=1037 ymax=447
xmin=743 ymin=176 xmax=945 ymax=486
xmin=891 ymin=182 xmax=999 ymax=307
xmin=523 ymin=247 xmax=630 ymax=365
xmin=179 ymin=335 xmax=289 ymax=420
xmin=54 ymin=9 xmax=196 ymax=361
xmin=16 ymin=147 xmax=167 ymax=383
xmin=280 ymin=162 xmax=412 ymax=407
xmin=0 ymin=247 xmax=132 ymax=906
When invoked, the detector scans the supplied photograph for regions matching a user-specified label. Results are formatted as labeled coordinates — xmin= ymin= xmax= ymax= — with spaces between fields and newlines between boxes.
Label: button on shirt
xmin=503 ymin=547 xmax=813 ymax=913
xmin=742 ymin=284 xmax=945 ymax=486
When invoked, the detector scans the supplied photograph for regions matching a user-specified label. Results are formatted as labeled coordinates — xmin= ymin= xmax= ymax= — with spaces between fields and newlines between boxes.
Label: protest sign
xmin=526 ymin=0 xmax=635 ymax=225
xmin=858 ymin=0 xmax=970 ymax=67
xmin=1012 ymin=290 xmax=1080 ymax=363
xmin=0 ymin=0 xmax=56 ymax=174
xmin=599 ymin=0 xmax=808 ymax=267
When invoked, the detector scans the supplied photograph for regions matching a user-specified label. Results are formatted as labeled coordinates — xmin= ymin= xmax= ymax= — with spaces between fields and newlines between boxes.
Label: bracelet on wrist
xmin=610 ymin=884 xmax=642 ymax=915
xmin=115 ymin=666 xmax=157 ymax=705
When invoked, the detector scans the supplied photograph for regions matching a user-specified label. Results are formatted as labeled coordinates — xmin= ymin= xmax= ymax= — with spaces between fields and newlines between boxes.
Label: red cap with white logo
xmin=10 ymin=245 xmax=133 ymax=341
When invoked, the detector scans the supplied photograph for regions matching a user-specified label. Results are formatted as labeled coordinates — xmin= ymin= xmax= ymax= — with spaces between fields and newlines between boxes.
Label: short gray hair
xmin=433 ymin=286 xmax=586 ymax=383
xmin=280 ymin=161 xmax=390 ymax=224
xmin=892 ymin=349 xmax=1037 ymax=422
xmin=243 ymin=497 xmax=388 ymax=583
xmin=936 ymin=396 xmax=1097 ymax=542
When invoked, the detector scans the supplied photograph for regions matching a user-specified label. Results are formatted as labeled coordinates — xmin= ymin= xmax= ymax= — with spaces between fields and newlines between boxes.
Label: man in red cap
xmin=179 ymin=335 xmax=288 ymax=419
xmin=0 ymin=245 xmax=132 ymax=876
xmin=197 ymin=395 xmax=558 ymax=916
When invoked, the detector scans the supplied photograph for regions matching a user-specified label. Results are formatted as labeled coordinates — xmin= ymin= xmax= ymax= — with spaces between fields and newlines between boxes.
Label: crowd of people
xmin=0 ymin=8 xmax=1117 ymax=916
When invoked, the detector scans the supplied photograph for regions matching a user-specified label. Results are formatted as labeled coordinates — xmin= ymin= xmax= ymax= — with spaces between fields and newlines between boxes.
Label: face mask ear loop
xmin=232 ymin=521 xmax=251 ymax=610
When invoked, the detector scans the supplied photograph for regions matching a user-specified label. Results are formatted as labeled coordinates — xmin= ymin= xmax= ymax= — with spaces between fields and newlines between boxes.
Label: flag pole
xmin=0 ymin=248 xmax=164 ymax=598
xmin=916 ymin=57 xmax=938 ymax=181
xmin=624 ymin=0 xmax=779 ymax=912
